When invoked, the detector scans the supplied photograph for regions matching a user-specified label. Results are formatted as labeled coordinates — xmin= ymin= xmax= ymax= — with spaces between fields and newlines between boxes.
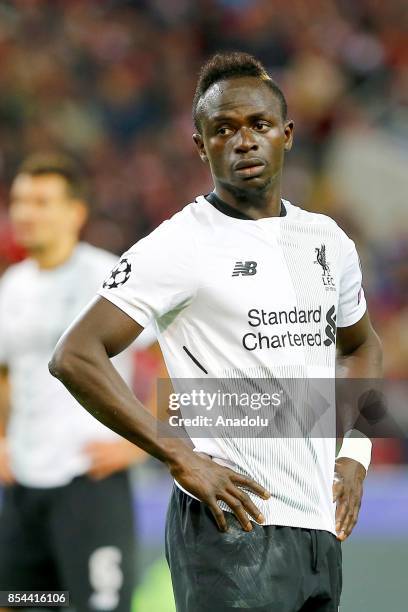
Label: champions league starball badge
xmin=103 ymin=258 xmax=132 ymax=289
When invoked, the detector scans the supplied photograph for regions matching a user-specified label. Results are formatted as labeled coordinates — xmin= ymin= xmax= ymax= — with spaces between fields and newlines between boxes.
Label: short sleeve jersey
xmin=99 ymin=197 xmax=366 ymax=533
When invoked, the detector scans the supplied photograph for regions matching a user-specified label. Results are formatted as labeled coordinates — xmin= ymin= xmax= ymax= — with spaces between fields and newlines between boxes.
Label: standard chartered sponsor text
xmin=243 ymin=306 xmax=324 ymax=350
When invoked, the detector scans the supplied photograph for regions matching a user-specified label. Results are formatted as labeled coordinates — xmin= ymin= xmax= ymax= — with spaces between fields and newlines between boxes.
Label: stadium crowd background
xmin=0 ymin=1 xmax=406 ymax=609
xmin=0 ymin=0 xmax=406 ymax=454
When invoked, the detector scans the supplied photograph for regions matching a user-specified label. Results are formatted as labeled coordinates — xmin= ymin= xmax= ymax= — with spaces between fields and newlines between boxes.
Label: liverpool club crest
xmin=314 ymin=244 xmax=335 ymax=291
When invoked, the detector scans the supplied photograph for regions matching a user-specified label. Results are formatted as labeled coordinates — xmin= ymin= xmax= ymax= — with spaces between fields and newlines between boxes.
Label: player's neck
xmin=29 ymin=238 xmax=78 ymax=270
xmin=214 ymin=179 xmax=282 ymax=220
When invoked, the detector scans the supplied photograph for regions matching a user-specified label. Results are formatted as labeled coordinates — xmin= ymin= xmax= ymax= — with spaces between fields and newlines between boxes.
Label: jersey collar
xmin=205 ymin=192 xmax=287 ymax=220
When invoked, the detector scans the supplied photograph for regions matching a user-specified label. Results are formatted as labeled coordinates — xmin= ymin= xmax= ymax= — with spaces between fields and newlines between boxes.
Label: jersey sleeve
xmin=98 ymin=220 xmax=197 ymax=328
xmin=337 ymin=233 xmax=367 ymax=328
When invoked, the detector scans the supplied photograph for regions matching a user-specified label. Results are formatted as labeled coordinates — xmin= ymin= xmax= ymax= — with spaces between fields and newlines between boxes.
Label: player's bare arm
xmin=84 ymin=438 xmax=147 ymax=480
xmin=0 ymin=366 xmax=14 ymax=485
xmin=334 ymin=311 xmax=383 ymax=541
xmin=49 ymin=296 xmax=271 ymax=532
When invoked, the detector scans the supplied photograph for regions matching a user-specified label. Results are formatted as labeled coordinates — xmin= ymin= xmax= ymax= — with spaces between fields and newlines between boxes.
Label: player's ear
xmin=72 ymin=199 xmax=89 ymax=232
xmin=284 ymin=120 xmax=294 ymax=152
xmin=192 ymin=133 xmax=208 ymax=163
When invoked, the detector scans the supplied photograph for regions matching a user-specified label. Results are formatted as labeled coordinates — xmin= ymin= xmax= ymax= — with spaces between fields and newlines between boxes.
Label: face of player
xmin=9 ymin=173 xmax=86 ymax=253
xmin=193 ymin=76 xmax=294 ymax=202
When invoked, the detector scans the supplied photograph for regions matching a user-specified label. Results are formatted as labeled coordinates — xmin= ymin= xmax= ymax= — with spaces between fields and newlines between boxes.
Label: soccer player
xmin=0 ymin=154 xmax=150 ymax=611
xmin=50 ymin=53 xmax=382 ymax=612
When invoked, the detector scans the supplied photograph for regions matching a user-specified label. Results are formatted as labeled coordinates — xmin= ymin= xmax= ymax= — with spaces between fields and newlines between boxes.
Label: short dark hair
xmin=193 ymin=51 xmax=288 ymax=131
xmin=17 ymin=152 xmax=88 ymax=201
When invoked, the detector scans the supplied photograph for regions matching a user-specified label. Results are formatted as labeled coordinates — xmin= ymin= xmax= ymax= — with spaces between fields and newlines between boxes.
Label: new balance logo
xmin=232 ymin=261 xmax=257 ymax=276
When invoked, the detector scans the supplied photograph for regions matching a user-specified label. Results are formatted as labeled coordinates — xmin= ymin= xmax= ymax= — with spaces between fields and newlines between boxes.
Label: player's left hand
xmin=333 ymin=457 xmax=366 ymax=541
xmin=84 ymin=439 xmax=147 ymax=480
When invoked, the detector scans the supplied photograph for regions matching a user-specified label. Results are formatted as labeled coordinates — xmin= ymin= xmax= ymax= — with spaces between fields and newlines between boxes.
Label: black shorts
xmin=0 ymin=471 xmax=136 ymax=612
xmin=165 ymin=485 xmax=342 ymax=612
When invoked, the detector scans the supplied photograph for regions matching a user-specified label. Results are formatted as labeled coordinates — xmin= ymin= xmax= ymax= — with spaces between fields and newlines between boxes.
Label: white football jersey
xmin=98 ymin=197 xmax=367 ymax=534
xmin=0 ymin=242 xmax=153 ymax=488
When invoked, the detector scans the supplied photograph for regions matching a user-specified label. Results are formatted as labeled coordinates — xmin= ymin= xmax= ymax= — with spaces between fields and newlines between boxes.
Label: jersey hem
xmin=98 ymin=290 xmax=149 ymax=328
xmin=337 ymin=303 xmax=367 ymax=328
xmin=173 ymin=479 xmax=337 ymax=536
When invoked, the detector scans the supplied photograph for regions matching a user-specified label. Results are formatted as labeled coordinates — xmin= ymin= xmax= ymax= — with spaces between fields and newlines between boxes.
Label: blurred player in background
xmin=0 ymin=154 xmax=149 ymax=611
